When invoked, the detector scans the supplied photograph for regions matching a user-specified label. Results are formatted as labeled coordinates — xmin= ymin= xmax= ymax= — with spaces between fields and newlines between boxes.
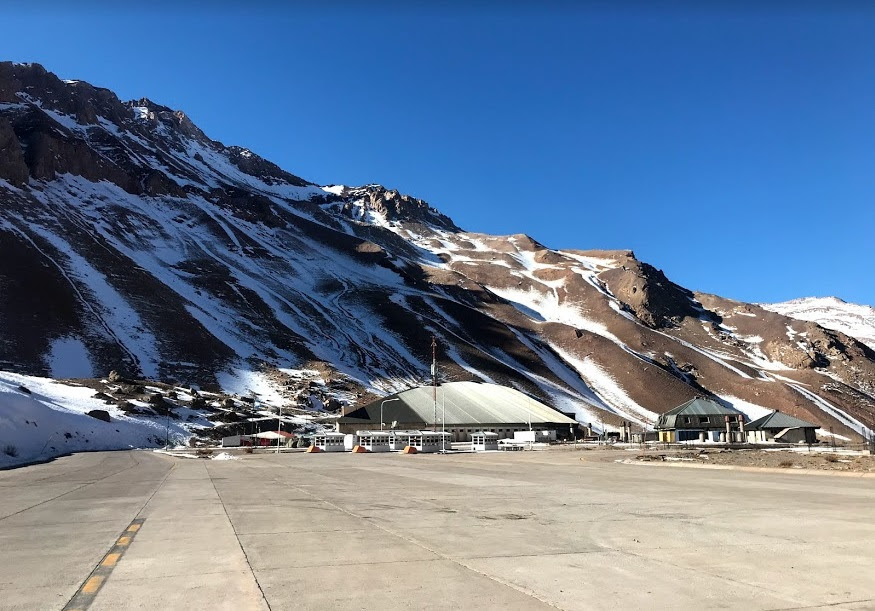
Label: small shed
xmin=313 ymin=432 xmax=347 ymax=452
xmin=356 ymin=430 xmax=391 ymax=452
xmin=471 ymin=431 xmax=499 ymax=452
xmin=746 ymin=411 xmax=818 ymax=444
xmin=408 ymin=431 xmax=451 ymax=453
xmin=513 ymin=430 xmax=556 ymax=443
xmin=388 ymin=430 xmax=418 ymax=451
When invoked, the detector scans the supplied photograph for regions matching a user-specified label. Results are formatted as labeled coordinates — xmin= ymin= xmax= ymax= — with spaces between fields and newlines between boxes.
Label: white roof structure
xmin=340 ymin=381 xmax=577 ymax=427
xmin=252 ymin=431 xmax=290 ymax=440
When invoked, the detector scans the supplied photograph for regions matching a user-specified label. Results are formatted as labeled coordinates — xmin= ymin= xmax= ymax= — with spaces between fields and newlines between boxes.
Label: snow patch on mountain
xmin=552 ymin=347 xmax=658 ymax=426
xmin=717 ymin=394 xmax=772 ymax=420
xmin=486 ymin=285 xmax=624 ymax=346
xmin=48 ymin=338 xmax=95 ymax=379
xmin=763 ymin=297 xmax=875 ymax=351
xmin=215 ymin=369 xmax=287 ymax=408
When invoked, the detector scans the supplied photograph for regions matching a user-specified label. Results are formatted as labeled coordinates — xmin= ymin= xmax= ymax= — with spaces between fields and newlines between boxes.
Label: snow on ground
xmin=175 ymin=137 xmax=325 ymax=202
xmin=26 ymin=173 xmax=423 ymax=389
xmin=442 ymin=342 xmax=497 ymax=384
xmin=48 ymin=337 xmax=95 ymax=379
xmin=552 ymin=347 xmax=658 ymax=426
xmin=698 ymin=325 xmax=792 ymax=374
xmin=508 ymin=330 xmax=604 ymax=409
xmin=815 ymin=429 xmax=852 ymax=442
xmin=559 ymin=252 xmax=619 ymax=271
xmin=512 ymin=249 xmax=560 ymax=273
xmin=12 ymin=207 xmax=161 ymax=378
xmin=278 ymin=368 xmax=323 ymax=381
xmin=653 ymin=329 xmax=754 ymax=379
xmin=19 ymin=96 xmax=86 ymax=132
xmin=344 ymin=196 xmax=393 ymax=228
xmin=486 ymin=285 xmax=625 ymax=346
xmin=787 ymin=382 xmax=873 ymax=439
xmin=216 ymin=369 xmax=286 ymax=408
xmin=211 ymin=452 xmax=237 ymax=460
xmin=0 ymin=372 xmax=194 ymax=469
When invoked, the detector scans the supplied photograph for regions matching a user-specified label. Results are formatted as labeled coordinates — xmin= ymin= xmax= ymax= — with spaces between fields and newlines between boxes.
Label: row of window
xmin=682 ymin=416 xmax=710 ymax=425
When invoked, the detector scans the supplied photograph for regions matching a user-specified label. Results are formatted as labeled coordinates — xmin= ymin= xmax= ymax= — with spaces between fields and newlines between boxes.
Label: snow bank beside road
xmin=0 ymin=372 xmax=190 ymax=469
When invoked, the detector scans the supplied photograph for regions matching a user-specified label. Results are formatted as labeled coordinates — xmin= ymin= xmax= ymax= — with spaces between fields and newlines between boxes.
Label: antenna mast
xmin=431 ymin=335 xmax=437 ymax=432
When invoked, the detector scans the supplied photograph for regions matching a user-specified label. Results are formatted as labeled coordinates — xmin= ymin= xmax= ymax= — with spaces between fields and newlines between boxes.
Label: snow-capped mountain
xmin=763 ymin=298 xmax=875 ymax=352
xmin=1 ymin=62 xmax=874 ymax=441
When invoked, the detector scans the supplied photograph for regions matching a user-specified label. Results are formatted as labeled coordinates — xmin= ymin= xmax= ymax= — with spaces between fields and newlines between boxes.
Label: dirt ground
xmin=631 ymin=447 xmax=875 ymax=473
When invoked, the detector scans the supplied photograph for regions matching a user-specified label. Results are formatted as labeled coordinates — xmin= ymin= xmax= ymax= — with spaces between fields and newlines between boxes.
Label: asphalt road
xmin=1 ymin=448 xmax=873 ymax=610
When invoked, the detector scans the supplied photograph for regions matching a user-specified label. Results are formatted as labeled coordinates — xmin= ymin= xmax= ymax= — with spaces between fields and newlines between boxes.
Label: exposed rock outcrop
xmin=0 ymin=117 xmax=28 ymax=185
xmin=601 ymin=258 xmax=710 ymax=328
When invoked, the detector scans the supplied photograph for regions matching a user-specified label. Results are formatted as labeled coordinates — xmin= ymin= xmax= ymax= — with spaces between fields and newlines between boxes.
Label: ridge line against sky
xmin=2 ymin=4 xmax=873 ymax=306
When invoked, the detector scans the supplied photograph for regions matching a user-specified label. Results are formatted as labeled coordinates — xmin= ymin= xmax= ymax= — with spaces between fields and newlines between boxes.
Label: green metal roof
xmin=747 ymin=410 xmax=818 ymax=430
xmin=339 ymin=381 xmax=577 ymax=427
xmin=662 ymin=397 xmax=743 ymax=417
xmin=656 ymin=397 xmax=744 ymax=430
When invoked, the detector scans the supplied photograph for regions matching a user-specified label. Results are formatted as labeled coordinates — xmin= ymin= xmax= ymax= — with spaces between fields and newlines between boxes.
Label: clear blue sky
xmin=4 ymin=3 xmax=874 ymax=305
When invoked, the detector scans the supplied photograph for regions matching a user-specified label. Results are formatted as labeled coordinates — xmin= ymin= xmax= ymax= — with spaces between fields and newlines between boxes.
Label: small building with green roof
xmin=746 ymin=410 xmax=818 ymax=444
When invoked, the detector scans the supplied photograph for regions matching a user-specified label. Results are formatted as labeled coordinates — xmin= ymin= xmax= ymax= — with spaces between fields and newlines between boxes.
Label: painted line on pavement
xmin=62 ymin=518 xmax=145 ymax=611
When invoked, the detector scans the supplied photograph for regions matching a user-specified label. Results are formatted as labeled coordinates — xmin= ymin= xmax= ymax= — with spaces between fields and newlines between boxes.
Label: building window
xmin=698 ymin=417 xmax=708 ymax=425
xmin=684 ymin=416 xmax=692 ymax=424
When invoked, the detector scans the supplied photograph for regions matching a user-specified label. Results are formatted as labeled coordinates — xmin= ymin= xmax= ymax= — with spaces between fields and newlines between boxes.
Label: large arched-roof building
xmin=336 ymin=381 xmax=578 ymax=441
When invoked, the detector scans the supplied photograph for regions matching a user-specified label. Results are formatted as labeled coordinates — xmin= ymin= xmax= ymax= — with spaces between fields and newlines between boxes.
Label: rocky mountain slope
xmin=763 ymin=298 xmax=875 ymax=352
xmin=1 ymin=62 xmax=874 ymax=441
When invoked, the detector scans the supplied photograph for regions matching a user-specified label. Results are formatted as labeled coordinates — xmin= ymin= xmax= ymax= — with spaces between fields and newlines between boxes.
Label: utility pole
xmin=432 ymin=335 xmax=438 ymax=432
xmin=165 ymin=405 xmax=171 ymax=449
xmin=276 ymin=404 xmax=282 ymax=454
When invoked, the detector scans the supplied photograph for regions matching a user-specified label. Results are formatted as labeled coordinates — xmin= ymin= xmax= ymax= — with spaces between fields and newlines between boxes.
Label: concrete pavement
xmin=1 ymin=448 xmax=873 ymax=610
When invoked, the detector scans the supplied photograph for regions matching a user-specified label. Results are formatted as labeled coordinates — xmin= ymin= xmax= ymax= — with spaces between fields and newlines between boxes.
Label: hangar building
xmin=336 ymin=381 xmax=578 ymax=441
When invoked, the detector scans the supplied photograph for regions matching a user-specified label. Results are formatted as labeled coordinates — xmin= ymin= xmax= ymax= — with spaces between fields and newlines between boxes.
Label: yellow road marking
xmin=81 ymin=576 xmax=104 ymax=594
xmin=63 ymin=518 xmax=145 ymax=610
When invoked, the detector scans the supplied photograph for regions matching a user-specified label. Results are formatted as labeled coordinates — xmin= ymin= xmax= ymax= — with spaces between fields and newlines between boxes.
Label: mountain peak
xmin=322 ymin=183 xmax=460 ymax=231
xmin=762 ymin=297 xmax=875 ymax=351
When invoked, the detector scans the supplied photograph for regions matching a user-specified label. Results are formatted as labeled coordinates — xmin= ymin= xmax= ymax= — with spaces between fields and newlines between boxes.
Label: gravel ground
xmin=633 ymin=448 xmax=875 ymax=472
